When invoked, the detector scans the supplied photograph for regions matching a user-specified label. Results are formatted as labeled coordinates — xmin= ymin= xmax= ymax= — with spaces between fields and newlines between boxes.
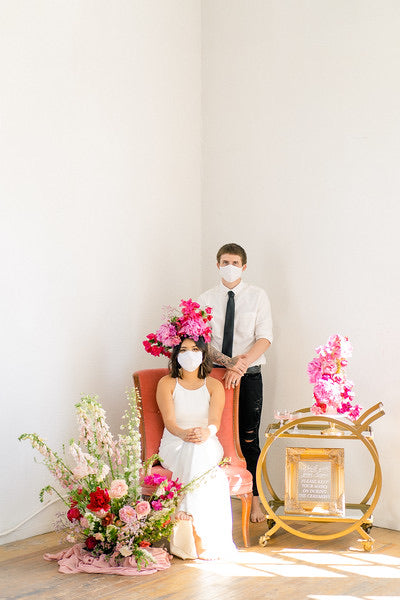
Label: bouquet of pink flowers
xmin=19 ymin=391 xmax=211 ymax=569
xmin=143 ymin=299 xmax=212 ymax=358
xmin=307 ymin=334 xmax=362 ymax=420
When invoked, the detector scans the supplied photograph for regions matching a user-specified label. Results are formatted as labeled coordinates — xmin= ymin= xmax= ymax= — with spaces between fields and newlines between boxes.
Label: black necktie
xmin=222 ymin=291 xmax=235 ymax=357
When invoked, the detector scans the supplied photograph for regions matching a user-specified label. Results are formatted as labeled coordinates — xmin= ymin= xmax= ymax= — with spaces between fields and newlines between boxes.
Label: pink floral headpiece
xmin=143 ymin=299 xmax=213 ymax=359
xmin=307 ymin=334 xmax=362 ymax=420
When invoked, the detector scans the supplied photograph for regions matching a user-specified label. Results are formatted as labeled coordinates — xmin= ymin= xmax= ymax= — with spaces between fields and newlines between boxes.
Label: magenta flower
xmin=349 ymin=405 xmax=361 ymax=420
xmin=308 ymin=334 xmax=361 ymax=420
xmin=178 ymin=317 xmax=206 ymax=341
xmin=180 ymin=299 xmax=200 ymax=315
xmin=152 ymin=473 xmax=167 ymax=485
xmin=143 ymin=299 xmax=213 ymax=356
xmin=337 ymin=402 xmax=352 ymax=414
xmin=151 ymin=500 xmax=163 ymax=511
xmin=143 ymin=473 xmax=166 ymax=486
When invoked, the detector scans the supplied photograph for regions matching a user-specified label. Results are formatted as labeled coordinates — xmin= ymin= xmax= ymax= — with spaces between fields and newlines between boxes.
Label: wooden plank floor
xmin=2 ymin=499 xmax=400 ymax=600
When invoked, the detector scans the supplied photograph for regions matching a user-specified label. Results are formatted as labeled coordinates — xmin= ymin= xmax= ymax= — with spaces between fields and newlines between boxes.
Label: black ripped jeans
xmin=238 ymin=372 xmax=263 ymax=496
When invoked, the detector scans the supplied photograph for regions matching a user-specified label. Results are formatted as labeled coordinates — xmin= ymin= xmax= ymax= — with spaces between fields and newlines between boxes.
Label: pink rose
xmin=109 ymin=479 xmax=128 ymax=499
xmin=135 ymin=501 xmax=151 ymax=518
xmin=119 ymin=505 xmax=137 ymax=524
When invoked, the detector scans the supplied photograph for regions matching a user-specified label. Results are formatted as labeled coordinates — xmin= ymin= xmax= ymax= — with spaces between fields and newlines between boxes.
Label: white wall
xmin=202 ymin=1 xmax=400 ymax=529
xmin=3 ymin=0 xmax=399 ymax=545
xmin=0 ymin=0 xmax=201 ymax=543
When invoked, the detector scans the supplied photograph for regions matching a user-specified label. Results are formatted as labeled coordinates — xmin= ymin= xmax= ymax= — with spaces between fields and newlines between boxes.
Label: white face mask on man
xmin=219 ymin=264 xmax=243 ymax=283
xmin=177 ymin=350 xmax=203 ymax=372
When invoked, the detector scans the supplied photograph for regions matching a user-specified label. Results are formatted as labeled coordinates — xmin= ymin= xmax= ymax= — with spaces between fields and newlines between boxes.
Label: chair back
xmin=133 ymin=368 xmax=245 ymax=468
xmin=208 ymin=368 xmax=245 ymax=468
xmin=133 ymin=368 xmax=168 ymax=460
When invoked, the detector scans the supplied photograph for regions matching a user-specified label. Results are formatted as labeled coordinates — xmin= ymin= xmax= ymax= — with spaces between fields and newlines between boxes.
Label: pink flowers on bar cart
xmin=143 ymin=299 xmax=213 ymax=358
xmin=307 ymin=334 xmax=362 ymax=420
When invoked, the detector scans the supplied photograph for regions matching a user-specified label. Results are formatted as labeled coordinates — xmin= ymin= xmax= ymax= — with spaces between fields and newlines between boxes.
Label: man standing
xmin=198 ymin=243 xmax=273 ymax=523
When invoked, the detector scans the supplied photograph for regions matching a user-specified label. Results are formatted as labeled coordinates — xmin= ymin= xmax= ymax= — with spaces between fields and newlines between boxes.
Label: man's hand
xmin=231 ymin=354 xmax=250 ymax=376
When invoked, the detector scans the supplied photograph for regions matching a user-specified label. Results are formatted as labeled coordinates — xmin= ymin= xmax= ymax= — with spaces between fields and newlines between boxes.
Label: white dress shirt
xmin=198 ymin=281 xmax=273 ymax=367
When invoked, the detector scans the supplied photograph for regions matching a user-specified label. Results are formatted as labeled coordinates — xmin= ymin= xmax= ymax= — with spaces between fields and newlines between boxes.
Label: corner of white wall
xmin=0 ymin=0 xmax=202 ymax=544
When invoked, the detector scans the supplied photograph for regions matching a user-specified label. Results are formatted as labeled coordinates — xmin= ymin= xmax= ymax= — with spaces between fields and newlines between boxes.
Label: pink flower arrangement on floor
xmin=143 ymin=299 xmax=213 ymax=358
xmin=307 ymin=334 xmax=362 ymax=420
xmin=19 ymin=391 xmax=213 ymax=569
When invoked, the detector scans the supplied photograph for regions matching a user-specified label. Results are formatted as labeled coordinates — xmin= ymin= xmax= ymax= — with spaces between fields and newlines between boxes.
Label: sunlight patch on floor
xmin=342 ymin=552 xmax=400 ymax=566
xmin=184 ymin=546 xmax=400 ymax=580
xmin=235 ymin=550 xmax=293 ymax=564
xmin=185 ymin=562 xmax=274 ymax=577
xmin=186 ymin=552 xmax=345 ymax=578
xmin=279 ymin=551 xmax=366 ymax=566
xmin=309 ymin=597 xmax=400 ymax=600
xmin=336 ymin=565 xmax=400 ymax=578
xmin=308 ymin=596 xmax=363 ymax=600
xmin=255 ymin=564 xmax=345 ymax=577
xmin=367 ymin=597 xmax=400 ymax=599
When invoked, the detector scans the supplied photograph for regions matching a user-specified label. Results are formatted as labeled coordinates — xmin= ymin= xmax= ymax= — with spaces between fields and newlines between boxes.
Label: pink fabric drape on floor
xmin=44 ymin=544 xmax=171 ymax=575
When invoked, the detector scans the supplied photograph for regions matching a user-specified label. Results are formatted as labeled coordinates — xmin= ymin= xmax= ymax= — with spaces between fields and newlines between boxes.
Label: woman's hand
xmin=223 ymin=369 xmax=242 ymax=389
xmin=183 ymin=427 xmax=210 ymax=444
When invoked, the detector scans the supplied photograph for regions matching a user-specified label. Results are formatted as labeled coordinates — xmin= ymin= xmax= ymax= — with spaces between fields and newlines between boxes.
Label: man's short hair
xmin=216 ymin=243 xmax=247 ymax=265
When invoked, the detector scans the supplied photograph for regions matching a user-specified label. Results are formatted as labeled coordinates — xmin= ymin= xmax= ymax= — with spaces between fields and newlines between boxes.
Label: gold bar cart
xmin=256 ymin=403 xmax=384 ymax=552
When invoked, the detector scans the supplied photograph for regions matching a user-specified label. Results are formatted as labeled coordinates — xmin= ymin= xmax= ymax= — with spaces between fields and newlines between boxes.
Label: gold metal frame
xmin=285 ymin=448 xmax=345 ymax=516
xmin=256 ymin=402 xmax=384 ymax=552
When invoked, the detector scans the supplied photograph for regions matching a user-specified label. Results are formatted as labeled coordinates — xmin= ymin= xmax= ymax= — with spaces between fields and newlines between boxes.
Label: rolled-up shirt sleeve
xmin=255 ymin=290 xmax=273 ymax=344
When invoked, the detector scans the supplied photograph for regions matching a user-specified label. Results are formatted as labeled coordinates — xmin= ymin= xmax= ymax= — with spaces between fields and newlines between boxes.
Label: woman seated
xmin=144 ymin=300 xmax=236 ymax=560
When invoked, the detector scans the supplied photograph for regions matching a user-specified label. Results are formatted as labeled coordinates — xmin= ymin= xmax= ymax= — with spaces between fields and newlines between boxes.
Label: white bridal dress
xmin=158 ymin=379 xmax=236 ymax=559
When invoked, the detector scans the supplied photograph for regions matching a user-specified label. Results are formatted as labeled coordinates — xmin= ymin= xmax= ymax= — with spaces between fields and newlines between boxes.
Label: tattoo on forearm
xmin=209 ymin=346 xmax=236 ymax=368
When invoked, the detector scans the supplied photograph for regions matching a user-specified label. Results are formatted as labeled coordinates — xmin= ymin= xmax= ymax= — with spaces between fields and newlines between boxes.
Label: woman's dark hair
xmin=169 ymin=336 xmax=213 ymax=379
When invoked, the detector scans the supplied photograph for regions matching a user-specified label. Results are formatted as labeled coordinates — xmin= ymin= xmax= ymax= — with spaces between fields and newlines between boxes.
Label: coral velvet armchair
xmin=133 ymin=367 xmax=253 ymax=547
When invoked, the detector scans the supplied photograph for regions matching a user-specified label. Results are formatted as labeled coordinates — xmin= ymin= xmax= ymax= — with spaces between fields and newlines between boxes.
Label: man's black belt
xmin=213 ymin=364 xmax=261 ymax=374
xmin=245 ymin=365 xmax=261 ymax=374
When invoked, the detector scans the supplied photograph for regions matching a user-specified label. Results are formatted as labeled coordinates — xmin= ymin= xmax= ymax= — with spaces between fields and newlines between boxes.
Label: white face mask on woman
xmin=219 ymin=264 xmax=242 ymax=283
xmin=177 ymin=350 xmax=203 ymax=372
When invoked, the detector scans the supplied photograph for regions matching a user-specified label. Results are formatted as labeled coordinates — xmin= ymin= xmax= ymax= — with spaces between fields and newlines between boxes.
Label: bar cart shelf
xmin=256 ymin=402 xmax=384 ymax=552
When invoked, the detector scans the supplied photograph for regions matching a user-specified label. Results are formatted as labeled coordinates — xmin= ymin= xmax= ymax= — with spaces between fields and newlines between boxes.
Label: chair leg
xmin=239 ymin=492 xmax=252 ymax=547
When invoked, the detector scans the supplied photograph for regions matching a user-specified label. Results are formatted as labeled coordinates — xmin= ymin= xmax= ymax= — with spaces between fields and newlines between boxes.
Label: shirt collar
xmin=219 ymin=280 xmax=244 ymax=295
